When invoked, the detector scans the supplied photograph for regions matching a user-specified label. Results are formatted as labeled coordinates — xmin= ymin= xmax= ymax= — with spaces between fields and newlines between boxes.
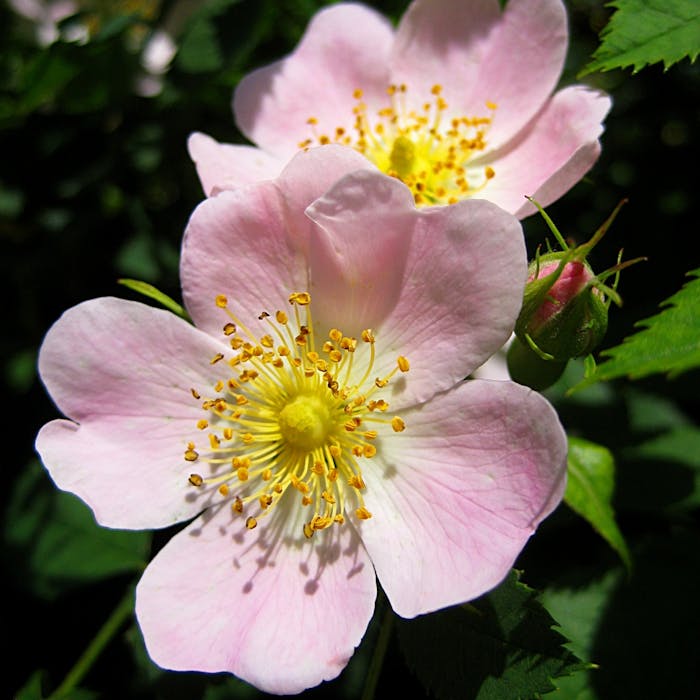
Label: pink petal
xmin=305 ymin=169 xmax=420 ymax=335
xmin=181 ymin=146 xmax=375 ymax=337
xmin=187 ymin=132 xmax=284 ymax=196
xmin=306 ymin=171 xmax=527 ymax=408
xmin=233 ymin=3 xmax=394 ymax=159
xmin=359 ymin=379 xmax=567 ymax=618
xmin=477 ymin=85 xmax=611 ymax=217
xmin=135 ymin=501 xmax=376 ymax=694
xmin=391 ymin=0 xmax=568 ymax=149
xmin=507 ymin=87 xmax=613 ymax=218
xmin=180 ymin=181 xmax=303 ymax=338
xmin=35 ymin=298 xmax=235 ymax=529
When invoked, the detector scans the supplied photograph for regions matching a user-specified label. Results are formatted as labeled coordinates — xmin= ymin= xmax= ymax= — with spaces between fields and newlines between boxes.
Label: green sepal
xmin=514 ymin=199 xmax=640 ymax=367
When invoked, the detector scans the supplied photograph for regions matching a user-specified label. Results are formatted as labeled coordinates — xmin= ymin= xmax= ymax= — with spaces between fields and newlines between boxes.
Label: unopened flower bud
xmin=508 ymin=197 xmax=644 ymax=391
xmin=516 ymin=253 xmax=608 ymax=361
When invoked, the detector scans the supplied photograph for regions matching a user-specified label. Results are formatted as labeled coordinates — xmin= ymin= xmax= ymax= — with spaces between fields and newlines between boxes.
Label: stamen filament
xmin=185 ymin=292 xmax=408 ymax=539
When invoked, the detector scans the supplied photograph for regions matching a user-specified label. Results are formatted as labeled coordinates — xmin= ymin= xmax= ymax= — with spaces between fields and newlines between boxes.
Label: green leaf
xmin=574 ymin=268 xmax=700 ymax=387
xmin=623 ymin=426 xmax=700 ymax=512
xmin=582 ymin=0 xmax=700 ymax=75
xmin=565 ymin=437 xmax=631 ymax=570
xmin=176 ymin=0 xmax=243 ymax=74
xmin=3 ymin=461 xmax=149 ymax=599
xmin=117 ymin=278 xmax=190 ymax=321
xmin=541 ymin=570 xmax=621 ymax=700
xmin=16 ymin=671 xmax=45 ymax=700
xmin=624 ymin=388 xmax=693 ymax=433
xmin=178 ymin=17 xmax=223 ymax=73
xmin=397 ymin=570 xmax=588 ymax=700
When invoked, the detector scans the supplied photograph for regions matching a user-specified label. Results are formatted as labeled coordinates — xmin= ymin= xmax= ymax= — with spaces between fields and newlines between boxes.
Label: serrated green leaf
xmin=4 ymin=461 xmax=149 ymax=599
xmin=117 ymin=278 xmax=190 ymax=321
xmin=574 ymin=269 xmax=700 ymax=387
xmin=540 ymin=570 xmax=621 ymax=700
xmin=565 ymin=437 xmax=631 ymax=570
xmin=397 ymin=570 xmax=587 ymax=700
xmin=582 ymin=0 xmax=700 ymax=75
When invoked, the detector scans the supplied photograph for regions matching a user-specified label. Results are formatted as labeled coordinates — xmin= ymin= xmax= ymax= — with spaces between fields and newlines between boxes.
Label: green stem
xmin=48 ymin=586 xmax=135 ymax=700
xmin=361 ymin=595 xmax=395 ymax=700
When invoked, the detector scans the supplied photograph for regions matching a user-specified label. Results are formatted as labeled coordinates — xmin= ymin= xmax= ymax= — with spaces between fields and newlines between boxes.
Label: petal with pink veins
xmin=181 ymin=146 xmax=374 ymax=336
xmin=35 ymin=297 xmax=234 ymax=529
xmin=359 ymin=379 xmax=567 ymax=618
xmin=306 ymin=172 xmax=527 ymax=407
xmin=391 ymin=0 xmax=568 ymax=149
xmin=506 ymin=87 xmax=613 ymax=218
xmin=234 ymin=3 xmax=395 ymax=159
xmin=477 ymin=86 xmax=611 ymax=217
xmin=135 ymin=500 xmax=376 ymax=695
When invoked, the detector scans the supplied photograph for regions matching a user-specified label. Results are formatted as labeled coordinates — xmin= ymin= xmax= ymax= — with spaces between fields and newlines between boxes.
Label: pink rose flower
xmin=36 ymin=147 xmax=567 ymax=694
xmin=189 ymin=0 xmax=610 ymax=217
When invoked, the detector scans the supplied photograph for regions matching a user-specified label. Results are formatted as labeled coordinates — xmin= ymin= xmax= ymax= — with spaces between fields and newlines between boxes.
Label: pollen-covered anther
xmin=303 ymin=85 xmax=496 ymax=205
xmin=348 ymin=474 xmax=366 ymax=490
xmin=391 ymin=416 xmax=406 ymax=432
xmin=289 ymin=292 xmax=311 ymax=305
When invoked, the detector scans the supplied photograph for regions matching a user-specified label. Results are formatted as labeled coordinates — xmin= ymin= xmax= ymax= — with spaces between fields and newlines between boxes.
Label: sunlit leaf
xmin=565 ymin=437 xmax=631 ymax=570
xmin=397 ymin=570 xmax=588 ymax=700
xmin=574 ymin=269 xmax=700 ymax=387
xmin=582 ymin=0 xmax=700 ymax=75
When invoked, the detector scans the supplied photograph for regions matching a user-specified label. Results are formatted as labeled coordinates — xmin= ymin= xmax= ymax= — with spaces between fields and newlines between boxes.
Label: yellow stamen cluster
xmin=299 ymin=84 xmax=496 ymax=206
xmin=186 ymin=292 xmax=409 ymax=540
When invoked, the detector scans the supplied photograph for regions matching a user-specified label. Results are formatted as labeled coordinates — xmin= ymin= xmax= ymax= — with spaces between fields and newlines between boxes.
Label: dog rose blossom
xmin=189 ymin=0 xmax=610 ymax=217
xmin=36 ymin=147 xmax=567 ymax=694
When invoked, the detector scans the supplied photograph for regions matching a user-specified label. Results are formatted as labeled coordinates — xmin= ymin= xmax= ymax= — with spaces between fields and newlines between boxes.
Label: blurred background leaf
xmin=3 ymin=460 xmax=149 ymax=600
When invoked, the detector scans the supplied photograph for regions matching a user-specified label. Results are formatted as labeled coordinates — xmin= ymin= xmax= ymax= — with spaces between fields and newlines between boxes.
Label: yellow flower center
xmin=185 ymin=292 xmax=408 ymax=539
xmin=300 ymin=84 xmax=496 ymax=206
xmin=278 ymin=395 xmax=332 ymax=450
